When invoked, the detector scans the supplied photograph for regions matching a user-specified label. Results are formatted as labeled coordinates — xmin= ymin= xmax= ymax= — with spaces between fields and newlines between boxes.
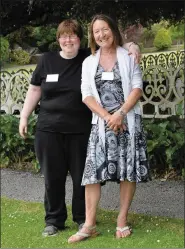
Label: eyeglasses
xmin=59 ymin=35 xmax=78 ymax=40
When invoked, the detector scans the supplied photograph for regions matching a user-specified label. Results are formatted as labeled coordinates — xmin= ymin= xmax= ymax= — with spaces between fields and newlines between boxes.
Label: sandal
xmin=115 ymin=226 xmax=132 ymax=239
xmin=68 ymin=225 xmax=100 ymax=243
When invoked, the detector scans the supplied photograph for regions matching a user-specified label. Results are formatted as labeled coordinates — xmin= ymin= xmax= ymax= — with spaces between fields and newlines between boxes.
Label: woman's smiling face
xmin=58 ymin=32 xmax=80 ymax=56
xmin=93 ymin=20 xmax=114 ymax=49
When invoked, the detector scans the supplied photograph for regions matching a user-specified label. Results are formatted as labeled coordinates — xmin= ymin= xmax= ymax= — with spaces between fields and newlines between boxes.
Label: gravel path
xmin=1 ymin=169 xmax=184 ymax=219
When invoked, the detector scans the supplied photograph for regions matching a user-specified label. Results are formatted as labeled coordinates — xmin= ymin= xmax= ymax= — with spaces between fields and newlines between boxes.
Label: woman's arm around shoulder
xmin=123 ymin=42 xmax=141 ymax=64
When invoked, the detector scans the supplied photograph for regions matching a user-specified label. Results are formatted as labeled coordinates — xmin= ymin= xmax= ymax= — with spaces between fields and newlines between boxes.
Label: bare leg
xmin=116 ymin=181 xmax=136 ymax=238
xmin=68 ymin=183 xmax=101 ymax=243
xmin=85 ymin=183 xmax=101 ymax=226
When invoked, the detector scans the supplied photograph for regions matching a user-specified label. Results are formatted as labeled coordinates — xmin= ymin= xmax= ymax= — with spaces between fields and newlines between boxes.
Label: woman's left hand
xmin=128 ymin=43 xmax=142 ymax=64
xmin=106 ymin=111 xmax=126 ymax=133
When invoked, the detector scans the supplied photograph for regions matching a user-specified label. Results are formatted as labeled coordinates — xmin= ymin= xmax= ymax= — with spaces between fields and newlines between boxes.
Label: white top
xmin=81 ymin=46 xmax=143 ymax=163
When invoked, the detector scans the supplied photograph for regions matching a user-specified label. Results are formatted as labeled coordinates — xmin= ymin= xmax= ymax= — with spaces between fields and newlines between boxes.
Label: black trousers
xmin=35 ymin=130 xmax=90 ymax=229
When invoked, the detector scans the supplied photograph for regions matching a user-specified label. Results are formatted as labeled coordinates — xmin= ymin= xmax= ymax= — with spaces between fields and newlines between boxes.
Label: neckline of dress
xmin=98 ymin=61 xmax=118 ymax=72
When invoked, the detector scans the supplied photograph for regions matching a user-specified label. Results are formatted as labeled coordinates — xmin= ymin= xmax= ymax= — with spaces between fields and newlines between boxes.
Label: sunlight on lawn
xmin=1 ymin=197 xmax=184 ymax=248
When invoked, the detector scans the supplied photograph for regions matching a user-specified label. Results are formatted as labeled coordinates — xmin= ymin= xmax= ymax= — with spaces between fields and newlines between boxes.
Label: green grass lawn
xmin=1 ymin=197 xmax=184 ymax=248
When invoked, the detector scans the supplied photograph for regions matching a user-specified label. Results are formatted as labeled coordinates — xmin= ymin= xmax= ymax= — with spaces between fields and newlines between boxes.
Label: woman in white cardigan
xmin=68 ymin=14 xmax=150 ymax=243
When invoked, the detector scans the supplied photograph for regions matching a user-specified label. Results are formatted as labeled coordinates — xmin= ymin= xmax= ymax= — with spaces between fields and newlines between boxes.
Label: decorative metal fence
xmin=1 ymin=68 xmax=34 ymax=115
xmin=1 ymin=51 xmax=184 ymax=118
xmin=140 ymin=50 xmax=184 ymax=70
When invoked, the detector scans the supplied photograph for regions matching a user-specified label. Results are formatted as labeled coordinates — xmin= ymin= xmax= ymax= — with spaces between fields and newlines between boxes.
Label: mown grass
xmin=1 ymin=197 xmax=184 ymax=248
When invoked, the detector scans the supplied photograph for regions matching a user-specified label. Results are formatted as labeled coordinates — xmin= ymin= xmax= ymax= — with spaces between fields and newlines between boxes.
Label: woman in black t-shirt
xmin=19 ymin=19 xmax=141 ymax=237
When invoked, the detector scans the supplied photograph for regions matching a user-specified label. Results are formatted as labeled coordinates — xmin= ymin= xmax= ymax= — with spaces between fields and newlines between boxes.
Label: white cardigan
xmin=81 ymin=46 xmax=143 ymax=160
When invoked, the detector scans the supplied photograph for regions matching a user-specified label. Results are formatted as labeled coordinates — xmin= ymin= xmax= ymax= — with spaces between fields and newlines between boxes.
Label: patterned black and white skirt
xmin=81 ymin=114 xmax=151 ymax=186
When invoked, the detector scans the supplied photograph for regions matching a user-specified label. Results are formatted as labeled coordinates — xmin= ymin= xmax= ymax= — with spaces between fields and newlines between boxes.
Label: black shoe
xmin=42 ymin=225 xmax=58 ymax=237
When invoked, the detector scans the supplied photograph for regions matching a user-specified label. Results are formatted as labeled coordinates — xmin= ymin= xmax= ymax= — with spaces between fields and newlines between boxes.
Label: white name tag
xmin=101 ymin=72 xmax=114 ymax=81
xmin=46 ymin=74 xmax=59 ymax=82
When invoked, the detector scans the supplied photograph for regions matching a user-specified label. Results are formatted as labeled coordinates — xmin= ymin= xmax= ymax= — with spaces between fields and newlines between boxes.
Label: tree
xmin=151 ymin=20 xmax=170 ymax=36
xmin=153 ymin=28 xmax=172 ymax=50
xmin=1 ymin=0 xmax=185 ymax=35
xmin=141 ymin=28 xmax=155 ymax=46
xmin=169 ymin=22 xmax=184 ymax=45
xmin=0 ymin=37 xmax=9 ymax=65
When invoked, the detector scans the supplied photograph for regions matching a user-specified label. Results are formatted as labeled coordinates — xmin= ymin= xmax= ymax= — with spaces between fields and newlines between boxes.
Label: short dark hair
xmin=89 ymin=14 xmax=123 ymax=55
xmin=56 ymin=19 xmax=83 ymax=40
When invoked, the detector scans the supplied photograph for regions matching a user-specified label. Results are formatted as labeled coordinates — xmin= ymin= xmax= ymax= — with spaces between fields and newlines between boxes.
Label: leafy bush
xmin=48 ymin=41 xmax=60 ymax=51
xmin=169 ymin=22 xmax=184 ymax=44
xmin=1 ymin=114 xmax=184 ymax=177
xmin=5 ymin=26 xmax=35 ymax=48
xmin=10 ymin=49 xmax=31 ymax=65
xmin=79 ymin=20 xmax=88 ymax=48
xmin=144 ymin=116 xmax=184 ymax=175
xmin=153 ymin=28 xmax=172 ymax=50
xmin=31 ymin=26 xmax=57 ymax=51
xmin=0 ymin=114 xmax=39 ymax=172
xmin=0 ymin=37 xmax=10 ymax=65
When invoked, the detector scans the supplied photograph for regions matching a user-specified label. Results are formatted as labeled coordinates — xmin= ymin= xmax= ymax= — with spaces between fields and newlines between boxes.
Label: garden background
xmin=0 ymin=0 xmax=184 ymax=248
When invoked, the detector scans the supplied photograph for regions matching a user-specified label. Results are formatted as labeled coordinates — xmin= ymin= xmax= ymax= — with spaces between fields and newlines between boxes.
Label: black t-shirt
xmin=31 ymin=49 xmax=92 ymax=133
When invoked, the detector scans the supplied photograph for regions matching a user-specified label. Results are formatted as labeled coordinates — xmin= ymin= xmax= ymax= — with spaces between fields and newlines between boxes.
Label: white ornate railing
xmin=140 ymin=50 xmax=184 ymax=70
xmin=141 ymin=64 xmax=184 ymax=118
xmin=1 ymin=68 xmax=34 ymax=115
xmin=1 ymin=51 xmax=184 ymax=118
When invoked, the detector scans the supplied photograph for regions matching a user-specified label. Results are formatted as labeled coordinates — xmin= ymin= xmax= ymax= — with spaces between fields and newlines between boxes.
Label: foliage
xmin=1 ymin=1 xmax=184 ymax=36
xmin=144 ymin=116 xmax=184 ymax=175
xmin=0 ymin=115 xmax=38 ymax=172
xmin=121 ymin=23 xmax=143 ymax=43
xmin=1 ymin=197 xmax=184 ymax=248
xmin=31 ymin=26 xmax=57 ymax=51
xmin=151 ymin=20 xmax=170 ymax=35
xmin=140 ymin=20 xmax=170 ymax=46
xmin=169 ymin=22 xmax=184 ymax=44
xmin=153 ymin=28 xmax=172 ymax=50
xmin=0 ymin=37 xmax=10 ymax=65
xmin=140 ymin=28 xmax=155 ymax=45
xmin=5 ymin=26 xmax=34 ymax=48
xmin=176 ymin=100 xmax=184 ymax=117
xmin=10 ymin=49 xmax=31 ymax=65
xmin=79 ymin=20 xmax=89 ymax=48
xmin=48 ymin=41 xmax=60 ymax=52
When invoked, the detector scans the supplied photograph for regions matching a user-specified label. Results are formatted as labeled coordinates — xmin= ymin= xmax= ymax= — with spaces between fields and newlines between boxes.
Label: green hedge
xmin=144 ymin=116 xmax=184 ymax=175
xmin=153 ymin=28 xmax=172 ymax=50
xmin=0 ymin=114 xmax=184 ymax=176
xmin=0 ymin=114 xmax=38 ymax=172
xmin=0 ymin=37 xmax=10 ymax=65
xmin=10 ymin=49 xmax=31 ymax=65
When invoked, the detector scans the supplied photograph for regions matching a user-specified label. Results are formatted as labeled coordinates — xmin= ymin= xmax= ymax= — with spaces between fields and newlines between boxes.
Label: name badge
xmin=101 ymin=72 xmax=114 ymax=81
xmin=46 ymin=74 xmax=59 ymax=82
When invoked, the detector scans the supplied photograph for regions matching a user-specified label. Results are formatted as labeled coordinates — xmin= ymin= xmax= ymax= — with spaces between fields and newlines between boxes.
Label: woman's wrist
xmin=20 ymin=114 xmax=28 ymax=120
xmin=118 ymin=106 xmax=127 ymax=117
xmin=102 ymin=112 xmax=110 ymax=120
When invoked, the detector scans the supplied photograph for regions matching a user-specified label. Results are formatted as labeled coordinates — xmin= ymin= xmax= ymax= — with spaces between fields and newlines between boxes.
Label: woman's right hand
xmin=103 ymin=113 xmax=126 ymax=133
xmin=19 ymin=117 xmax=28 ymax=139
